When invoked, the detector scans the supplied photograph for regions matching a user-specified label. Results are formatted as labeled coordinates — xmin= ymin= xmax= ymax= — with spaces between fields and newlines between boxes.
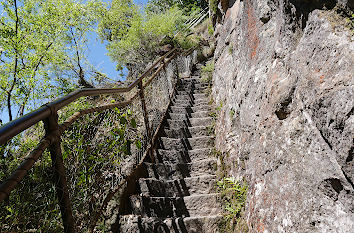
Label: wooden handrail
xmin=0 ymin=48 xmax=177 ymax=146
xmin=0 ymin=46 xmax=196 ymax=232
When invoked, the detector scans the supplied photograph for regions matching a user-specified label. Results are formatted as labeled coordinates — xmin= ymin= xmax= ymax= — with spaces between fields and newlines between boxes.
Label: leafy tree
xmin=0 ymin=0 xmax=105 ymax=122
xmin=98 ymin=0 xmax=193 ymax=76
xmin=145 ymin=0 xmax=206 ymax=14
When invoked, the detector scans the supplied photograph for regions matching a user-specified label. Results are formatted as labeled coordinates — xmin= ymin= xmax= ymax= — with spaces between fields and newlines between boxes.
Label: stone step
xmin=172 ymin=98 xmax=209 ymax=107
xmin=169 ymin=106 xmax=192 ymax=114
xmin=142 ymin=158 xmax=217 ymax=180
xmin=167 ymin=117 xmax=212 ymax=128
xmin=193 ymin=93 xmax=207 ymax=99
xmin=189 ymin=117 xmax=212 ymax=127
xmin=164 ymin=126 xmax=210 ymax=138
xmin=175 ymin=88 xmax=207 ymax=94
xmin=193 ymin=101 xmax=210 ymax=107
xmin=174 ymin=93 xmax=192 ymax=100
xmin=155 ymin=148 xmax=213 ymax=164
xmin=168 ymin=112 xmax=211 ymax=122
xmin=130 ymin=193 xmax=221 ymax=218
xmin=168 ymin=113 xmax=189 ymax=121
xmin=139 ymin=175 xmax=217 ymax=197
xmin=119 ymin=215 xmax=223 ymax=233
xmin=179 ymin=82 xmax=209 ymax=88
xmin=193 ymin=98 xmax=209 ymax=104
xmin=172 ymin=101 xmax=209 ymax=109
xmin=180 ymin=77 xmax=202 ymax=82
xmin=170 ymin=106 xmax=211 ymax=114
xmin=187 ymin=126 xmax=211 ymax=137
xmin=172 ymin=99 xmax=193 ymax=106
xmin=166 ymin=119 xmax=189 ymax=129
xmin=118 ymin=71 xmax=219 ymax=232
xmin=191 ymin=111 xmax=211 ymax=118
xmin=174 ymin=93 xmax=208 ymax=101
xmin=171 ymin=102 xmax=192 ymax=108
xmin=159 ymin=136 xmax=214 ymax=150
xmin=191 ymin=105 xmax=211 ymax=112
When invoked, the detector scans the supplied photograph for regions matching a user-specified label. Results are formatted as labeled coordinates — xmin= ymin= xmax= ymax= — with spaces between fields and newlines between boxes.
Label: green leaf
xmin=120 ymin=117 xmax=127 ymax=125
xmin=131 ymin=118 xmax=137 ymax=128
xmin=135 ymin=140 xmax=142 ymax=149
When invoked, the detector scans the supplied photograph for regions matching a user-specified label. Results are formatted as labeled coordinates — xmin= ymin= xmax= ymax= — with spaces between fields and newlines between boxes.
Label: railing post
xmin=138 ymin=80 xmax=155 ymax=163
xmin=43 ymin=111 xmax=75 ymax=233
xmin=162 ymin=57 xmax=166 ymax=72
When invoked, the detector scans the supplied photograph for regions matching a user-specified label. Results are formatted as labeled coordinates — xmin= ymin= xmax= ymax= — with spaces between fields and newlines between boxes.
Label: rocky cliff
xmin=211 ymin=0 xmax=353 ymax=232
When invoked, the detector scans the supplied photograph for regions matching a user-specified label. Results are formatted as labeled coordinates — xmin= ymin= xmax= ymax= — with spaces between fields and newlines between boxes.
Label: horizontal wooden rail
xmin=0 ymin=46 xmax=197 ymax=232
xmin=0 ymin=48 xmax=177 ymax=146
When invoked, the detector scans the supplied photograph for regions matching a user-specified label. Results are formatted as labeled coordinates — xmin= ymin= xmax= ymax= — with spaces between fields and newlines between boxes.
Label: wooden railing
xmin=0 ymin=47 xmax=195 ymax=232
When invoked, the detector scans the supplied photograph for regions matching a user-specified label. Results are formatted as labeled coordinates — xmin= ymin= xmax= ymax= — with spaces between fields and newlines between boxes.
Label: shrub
xmin=217 ymin=177 xmax=248 ymax=232
xmin=201 ymin=60 xmax=215 ymax=83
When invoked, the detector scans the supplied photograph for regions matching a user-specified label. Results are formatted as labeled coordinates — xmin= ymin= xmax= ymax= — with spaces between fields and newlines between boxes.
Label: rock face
xmin=212 ymin=0 xmax=353 ymax=232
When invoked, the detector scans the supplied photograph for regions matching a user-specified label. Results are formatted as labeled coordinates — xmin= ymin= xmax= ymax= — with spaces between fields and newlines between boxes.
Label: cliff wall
xmin=211 ymin=0 xmax=353 ymax=232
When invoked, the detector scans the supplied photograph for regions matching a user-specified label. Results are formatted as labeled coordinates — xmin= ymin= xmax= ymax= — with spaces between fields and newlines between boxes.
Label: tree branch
xmin=31 ymin=42 xmax=53 ymax=77
xmin=7 ymin=0 xmax=20 ymax=121
xmin=70 ymin=27 xmax=93 ymax=88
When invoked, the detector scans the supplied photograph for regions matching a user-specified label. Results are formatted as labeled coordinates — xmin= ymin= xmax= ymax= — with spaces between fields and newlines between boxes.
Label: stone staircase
xmin=118 ymin=73 xmax=222 ymax=232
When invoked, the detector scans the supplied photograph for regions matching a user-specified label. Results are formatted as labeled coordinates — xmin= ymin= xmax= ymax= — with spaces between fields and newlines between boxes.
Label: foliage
xmin=0 ymin=94 xmax=142 ymax=231
xmin=98 ymin=0 xmax=204 ymax=77
xmin=228 ymin=44 xmax=233 ymax=54
xmin=99 ymin=1 xmax=187 ymax=72
xmin=209 ymin=0 xmax=219 ymax=14
xmin=61 ymin=102 xmax=141 ymax=231
xmin=208 ymin=23 xmax=215 ymax=36
xmin=201 ymin=60 xmax=214 ymax=83
xmin=0 ymin=0 xmax=200 ymax=231
xmin=173 ymin=33 xmax=200 ymax=50
xmin=216 ymin=101 xmax=223 ymax=112
xmin=145 ymin=0 xmax=206 ymax=15
xmin=201 ymin=60 xmax=215 ymax=73
xmin=0 ymin=121 xmax=63 ymax=231
xmin=217 ymin=177 xmax=248 ymax=232
xmin=206 ymin=109 xmax=217 ymax=136
xmin=0 ymin=0 xmax=105 ymax=122
xmin=229 ymin=108 xmax=235 ymax=118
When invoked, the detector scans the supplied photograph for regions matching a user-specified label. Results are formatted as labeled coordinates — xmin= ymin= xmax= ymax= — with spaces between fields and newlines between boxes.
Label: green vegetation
xmin=209 ymin=0 xmax=219 ymax=14
xmin=201 ymin=60 xmax=215 ymax=83
xmin=216 ymin=101 xmax=223 ymax=112
xmin=228 ymin=44 xmax=234 ymax=55
xmin=208 ymin=23 xmax=215 ymax=36
xmin=229 ymin=108 xmax=235 ymax=119
xmin=99 ymin=0 xmax=203 ymax=74
xmin=217 ymin=177 xmax=248 ymax=233
xmin=99 ymin=2 xmax=184 ymax=71
xmin=201 ymin=60 xmax=215 ymax=74
xmin=173 ymin=33 xmax=200 ymax=50
xmin=322 ymin=7 xmax=354 ymax=35
xmin=206 ymin=103 xmax=218 ymax=135
xmin=0 ymin=95 xmax=141 ymax=231
xmin=0 ymin=0 xmax=106 ymax=122
xmin=206 ymin=120 xmax=215 ymax=136
xmin=0 ymin=0 xmax=203 ymax=122
xmin=0 ymin=0 xmax=206 ymax=231
xmin=62 ymin=104 xmax=141 ymax=230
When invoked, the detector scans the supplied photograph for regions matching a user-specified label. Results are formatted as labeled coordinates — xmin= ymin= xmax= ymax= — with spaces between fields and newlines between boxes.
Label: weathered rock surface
xmin=212 ymin=0 xmax=354 ymax=232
